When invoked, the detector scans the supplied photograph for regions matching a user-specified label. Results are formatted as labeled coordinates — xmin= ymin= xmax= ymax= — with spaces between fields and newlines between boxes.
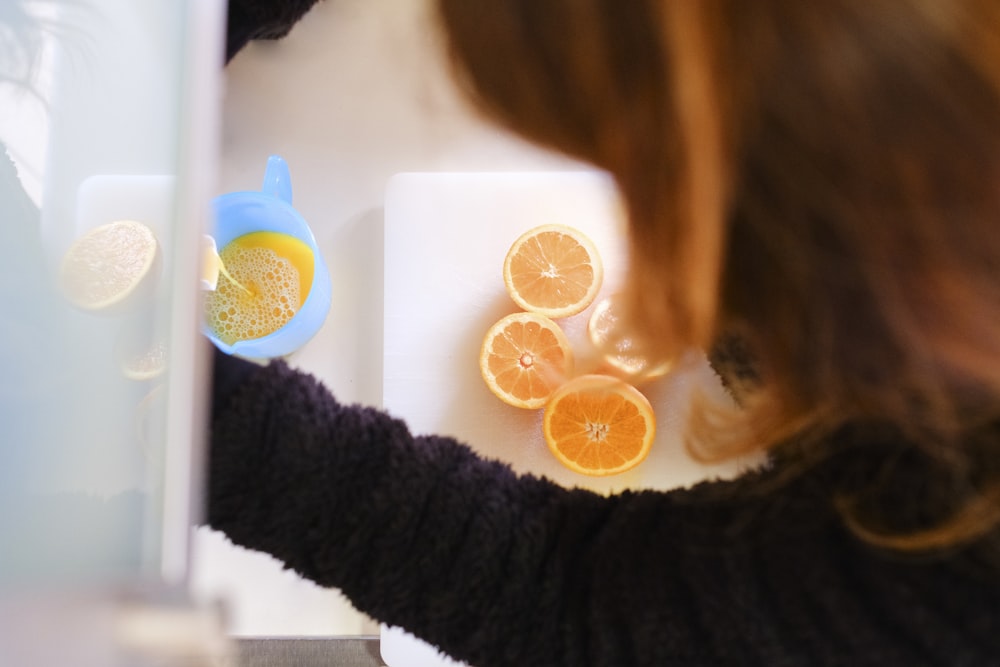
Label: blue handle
xmin=261 ymin=155 xmax=293 ymax=204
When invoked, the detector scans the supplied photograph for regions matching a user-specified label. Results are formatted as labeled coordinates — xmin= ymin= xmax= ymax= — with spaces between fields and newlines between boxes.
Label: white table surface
xmin=190 ymin=0 xmax=589 ymax=637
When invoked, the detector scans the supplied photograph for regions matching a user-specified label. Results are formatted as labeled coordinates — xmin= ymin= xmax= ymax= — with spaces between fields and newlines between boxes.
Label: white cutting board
xmin=380 ymin=171 xmax=746 ymax=667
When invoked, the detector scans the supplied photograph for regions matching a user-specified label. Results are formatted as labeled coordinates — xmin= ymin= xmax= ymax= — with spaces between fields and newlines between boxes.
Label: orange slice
xmin=587 ymin=297 xmax=672 ymax=380
xmin=543 ymin=374 xmax=656 ymax=476
xmin=502 ymin=223 xmax=603 ymax=319
xmin=116 ymin=316 xmax=168 ymax=381
xmin=120 ymin=338 xmax=167 ymax=381
xmin=480 ymin=312 xmax=574 ymax=409
xmin=59 ymin=220 xmax=161 ymax=314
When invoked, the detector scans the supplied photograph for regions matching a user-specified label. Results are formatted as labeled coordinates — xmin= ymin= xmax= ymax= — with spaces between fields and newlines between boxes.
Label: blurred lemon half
xmin=59 ymin=220 xmax=161 ymax=314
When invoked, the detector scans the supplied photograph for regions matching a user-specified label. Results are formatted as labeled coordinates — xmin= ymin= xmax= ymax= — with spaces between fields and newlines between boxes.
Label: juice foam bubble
xmin=205 ymin=232 xmax=313 ymax=346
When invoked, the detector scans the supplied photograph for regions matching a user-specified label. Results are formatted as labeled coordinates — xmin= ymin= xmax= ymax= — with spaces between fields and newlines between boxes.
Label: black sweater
xmin=225 ymin=0 xmax=322 ymax=62
xmin=208 ymin=349 xmax=1000 ymax=666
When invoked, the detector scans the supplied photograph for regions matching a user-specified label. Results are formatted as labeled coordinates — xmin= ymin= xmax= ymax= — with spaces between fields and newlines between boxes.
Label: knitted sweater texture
xmin=224 ymin=0 xmax=322 ymax=62
xmin=208 ymin=350 xmax=1000 ymax=666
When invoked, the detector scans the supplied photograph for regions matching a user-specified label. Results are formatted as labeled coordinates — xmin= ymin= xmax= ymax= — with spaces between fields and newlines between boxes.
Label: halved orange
xmin=59 ymin=220 xmax=161 ymax=314
xmin=502 ymin=223 xmax=603 ymax=319
xmin=480 ymin=312 xmax=574 ymax=409
xmin=543 ymin=374 xmax=656 ymax=476
xmin=587 ymin=297 xmax=672 ymax=380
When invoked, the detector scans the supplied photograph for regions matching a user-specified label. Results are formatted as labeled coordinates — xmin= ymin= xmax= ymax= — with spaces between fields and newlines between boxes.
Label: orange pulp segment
xmin=502 ymin=223 xmax=603 ymax=319
xmin=543 ymin=374 xmax=655 ymax=476
xmin=480 ymin=312 xmax=574 ymax=409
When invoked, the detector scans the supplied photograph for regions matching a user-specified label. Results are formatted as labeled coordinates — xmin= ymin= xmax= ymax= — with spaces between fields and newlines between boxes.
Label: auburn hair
xmin=436 ymin=0 xmax=1000 ymax=551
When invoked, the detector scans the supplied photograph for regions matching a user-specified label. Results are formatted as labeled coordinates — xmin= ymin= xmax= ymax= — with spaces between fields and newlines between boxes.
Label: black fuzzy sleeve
xmin=225 ymin=0 xmax=322 ymax=62
xmin=206 ymin=350 xmax=996 ymax=666
xmin=207 ymin=350 xmax=711 ymax=666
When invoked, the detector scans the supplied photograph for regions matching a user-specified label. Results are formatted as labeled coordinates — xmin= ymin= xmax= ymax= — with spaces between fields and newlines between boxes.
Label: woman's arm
xmin=207 ymin=350 xmax=718 ymax=666
xmin=210 ymin=351 xmax=959 ymax=667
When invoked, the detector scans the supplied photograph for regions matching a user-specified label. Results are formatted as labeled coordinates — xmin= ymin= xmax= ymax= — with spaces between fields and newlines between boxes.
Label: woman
xmin=210 ymin=1 xmax=1000 ymax=664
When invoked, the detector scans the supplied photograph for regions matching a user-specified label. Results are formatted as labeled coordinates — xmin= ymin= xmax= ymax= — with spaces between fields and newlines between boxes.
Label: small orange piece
xmin=587 ymin=297 xmax=672 ymax=380
xmin=543 ymin=374 xmax=656 ymax=476
xmin=480 ymin=312 xmax=574 ymax=409
xmin=503 ymin=224 xmax=603 ymax=319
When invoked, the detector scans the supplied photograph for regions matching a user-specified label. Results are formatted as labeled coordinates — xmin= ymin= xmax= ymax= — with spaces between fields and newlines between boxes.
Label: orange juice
xmin=204 ymin=231 xmax=315 ymax=345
